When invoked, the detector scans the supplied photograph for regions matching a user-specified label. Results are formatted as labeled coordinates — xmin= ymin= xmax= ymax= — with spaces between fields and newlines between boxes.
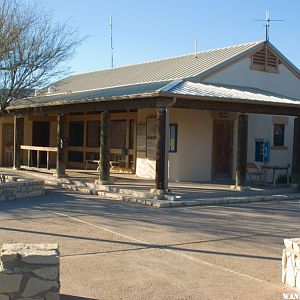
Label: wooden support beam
xmin=236 ymin=113 xmax=248 ymax=186
xmin=56 ymin=114 xmax=66 ymax=176
xmin=99 ymin=111 xmax=111 ymax=183
xmin=292 ymin=117 xmax=300 ymax=184
xmin=155 ymin=108 xmax=168 ymax=191
xmin=13 ymin=116 xmax=24 ymax=169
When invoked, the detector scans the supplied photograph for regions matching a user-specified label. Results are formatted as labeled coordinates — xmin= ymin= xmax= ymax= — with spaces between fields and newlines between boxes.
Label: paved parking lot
xmin=0 ymin=187 xmax=299 ymax=299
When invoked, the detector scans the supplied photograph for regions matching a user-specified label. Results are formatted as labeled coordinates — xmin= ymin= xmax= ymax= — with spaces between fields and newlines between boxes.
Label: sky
xmin=40 ymin=0 xmax=300 ymax=75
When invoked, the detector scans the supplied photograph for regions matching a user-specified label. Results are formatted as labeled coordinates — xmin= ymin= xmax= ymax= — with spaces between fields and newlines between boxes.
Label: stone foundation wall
xmin=0 ymin=178 xmax=44 ymax=202
xmin=282 ymin=238 xmax=300 ymax=289
xmin=0 ymin=244 xmax=60 ymax=300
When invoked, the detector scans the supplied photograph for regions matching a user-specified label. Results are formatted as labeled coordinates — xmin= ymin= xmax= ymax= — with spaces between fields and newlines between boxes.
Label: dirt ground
xmin=0 ymin=186 xmax=299 ymax=300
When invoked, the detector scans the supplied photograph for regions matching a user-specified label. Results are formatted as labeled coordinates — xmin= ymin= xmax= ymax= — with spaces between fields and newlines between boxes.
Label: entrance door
xmin=2 ymin=124 xmax=14 ymax=166
xmin=32 ymin=121 xmax=50 ymax=167
xmin=212 ymin=120 xmax=233 ymax=179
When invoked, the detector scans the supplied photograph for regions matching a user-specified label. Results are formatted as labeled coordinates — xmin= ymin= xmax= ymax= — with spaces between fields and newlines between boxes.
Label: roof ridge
xmin=68 ymin=40 xmax=264 ymax=78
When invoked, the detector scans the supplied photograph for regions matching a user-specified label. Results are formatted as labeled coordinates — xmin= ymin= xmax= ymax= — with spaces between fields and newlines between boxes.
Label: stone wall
xmin=0 ymin=244 xmax=60 ymax=300
xmin=0 ymin=178 xmax=44 ymax=202
xmin=282 ymin=238 xmax=300 ymax=289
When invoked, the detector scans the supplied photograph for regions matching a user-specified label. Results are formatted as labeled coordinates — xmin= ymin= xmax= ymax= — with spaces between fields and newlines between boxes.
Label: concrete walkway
xmin=1 ymin=168 xmax=299 ymax=208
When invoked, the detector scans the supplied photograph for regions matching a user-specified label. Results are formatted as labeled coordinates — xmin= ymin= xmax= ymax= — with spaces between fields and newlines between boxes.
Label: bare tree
xmin=0 ymin=0 xmax=82 ymax=112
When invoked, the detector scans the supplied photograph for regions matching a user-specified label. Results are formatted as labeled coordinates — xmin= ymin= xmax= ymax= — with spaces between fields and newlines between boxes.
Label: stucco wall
xmin=136 ymin=108 xmax=214 ymax=182
xmin=203 ymin=56 xmax=299 ymax=180
xmin=203 ymin=56 xmax=300 ymax=99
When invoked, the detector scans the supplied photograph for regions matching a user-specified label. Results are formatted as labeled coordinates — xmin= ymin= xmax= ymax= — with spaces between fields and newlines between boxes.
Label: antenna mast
xmin=110 ymin=15 xmax=114 ymax=68
xmin=255 ymin=10 xmax=284 ymax=43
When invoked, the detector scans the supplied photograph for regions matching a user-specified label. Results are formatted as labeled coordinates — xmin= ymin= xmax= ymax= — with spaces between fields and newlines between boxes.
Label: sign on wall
xmin=136 ymin=123 xmax=146 ymax=153
xmin=146 ymin=117 xmax=157 ymax=159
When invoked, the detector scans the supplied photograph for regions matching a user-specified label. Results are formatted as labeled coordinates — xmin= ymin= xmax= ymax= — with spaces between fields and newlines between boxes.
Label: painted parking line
xmin=52 ymin=211 xmax=296 ymax=291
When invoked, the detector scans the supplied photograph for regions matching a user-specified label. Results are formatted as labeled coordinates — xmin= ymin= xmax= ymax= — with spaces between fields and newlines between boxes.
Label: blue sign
xmin=263 ymin=140 xmax=270 ymax=163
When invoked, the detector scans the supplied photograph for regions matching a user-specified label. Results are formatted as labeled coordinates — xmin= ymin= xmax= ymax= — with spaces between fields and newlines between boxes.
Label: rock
xmin=285 ymin=268 xmax=296 ymax=288
xmin=292 ymin=240 xmax=300 ymax=254
xmin=296 ymin=271 xmax=300 ymax=289
xmin=22 ymin=278 xmax=58 ymax=297
xmin=32 ymin=267 xmax=58 ymax=280
xmin=0 ymin=294 xmax=9 ymax=300
xmin=45 ymin=292 xmax=60 ymax=300
xmin=0 ymin=273 xmax=23 ymax=293
xmin=22 ymin=250 xmax=59 ymax=264
xmin=282 ymin=249 xmax=287 ymax=267
xmin=284 ymin=239 xmax=293 ymax=249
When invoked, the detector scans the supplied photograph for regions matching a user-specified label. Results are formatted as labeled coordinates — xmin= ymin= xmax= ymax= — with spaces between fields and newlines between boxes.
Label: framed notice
xmin=146 ymin=117 xmax=157 ymax=159
xmin=136 ymin=123 xmax=146 ymax=152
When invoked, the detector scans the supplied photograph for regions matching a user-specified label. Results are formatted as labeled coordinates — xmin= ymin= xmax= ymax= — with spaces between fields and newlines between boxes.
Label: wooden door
xmin=32 ymin=121 xmax=50 ymax=166
xmin=2 ymin=124 xmax=14 ymax=166
xmin=212 ymin=120 xmax=233 ymax=179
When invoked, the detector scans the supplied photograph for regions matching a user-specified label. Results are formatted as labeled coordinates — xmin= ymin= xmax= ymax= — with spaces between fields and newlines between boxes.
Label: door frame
xmin=211 ymin=118 xmax=234 ymax=180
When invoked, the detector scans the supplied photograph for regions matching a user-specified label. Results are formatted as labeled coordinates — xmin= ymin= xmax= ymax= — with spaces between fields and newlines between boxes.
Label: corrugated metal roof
xmin=10 ymin=81 xmax=168 ymax=108
xmin=9 ymin=80 xmax=300 ymax=110
xmin=166 ymin=81 xmax=300 ymax=107
xmin=47 ymin=41 xmax=263 ymax=95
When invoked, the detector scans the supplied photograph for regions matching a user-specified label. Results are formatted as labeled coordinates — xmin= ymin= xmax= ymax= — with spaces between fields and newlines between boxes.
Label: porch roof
xmin=7 ymin=80 xmax=300 ymax=111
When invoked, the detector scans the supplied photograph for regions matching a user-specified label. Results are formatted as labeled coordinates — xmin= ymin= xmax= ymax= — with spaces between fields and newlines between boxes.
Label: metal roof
xmin=46 ymin=41 xmax=264 ymax=95
xmin=165 ymin=81 xmax=300 ymax=107
xmin=9 ymin=80 xmax=300 ymax=110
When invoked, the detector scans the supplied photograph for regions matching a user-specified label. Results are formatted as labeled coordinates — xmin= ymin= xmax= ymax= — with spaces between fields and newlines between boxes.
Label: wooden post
xmin=99 ymin=111 xmax=111 ymax=183
xmin=155 ymin=108 xmax=167 ymax=191
xmin=236 ymin=113 xmax=248 ymax=186
xmin=56 ymin=114 xmax=66 ymax=176
xmin=13 ymin=116 xmax=24 ymax=170
xmin=292 ymin=117 xmax=300 ymax=184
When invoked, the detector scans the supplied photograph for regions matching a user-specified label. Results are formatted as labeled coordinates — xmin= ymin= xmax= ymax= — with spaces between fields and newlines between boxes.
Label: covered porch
xmin=7 ymin=80 xmax=300 ymax=195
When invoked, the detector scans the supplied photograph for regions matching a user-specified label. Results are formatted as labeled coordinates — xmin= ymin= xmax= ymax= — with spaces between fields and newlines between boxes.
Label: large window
xmin=86 ymin=121 xmax=100 ymax=147
xmin=111 ymin=120 xmax=126 ymax=149
xmin=69 ymin=121 xmax=84 ymax=146
xmin=273 ymin=124 xmax=285 ymax=147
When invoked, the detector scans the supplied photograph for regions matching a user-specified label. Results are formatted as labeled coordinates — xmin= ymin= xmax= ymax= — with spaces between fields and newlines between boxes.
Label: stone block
xmin=45 ymin=292 xmax=60 ymax=300
xmin=284 ymin=239 xmax=293 ymax=249
xmin=286 ymin=268 xmax=296 ymax=287
xmin=32 ymin=266 xmax=58 ymax=280
xmin=22 ymin=278 xmax=58 ymax=298
xmin=0 ymin=273 xmax=23 ymax=293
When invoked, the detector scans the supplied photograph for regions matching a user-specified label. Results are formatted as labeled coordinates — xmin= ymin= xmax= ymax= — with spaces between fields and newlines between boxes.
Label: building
xmin=2 ymin=40 xmax=300 ymax=190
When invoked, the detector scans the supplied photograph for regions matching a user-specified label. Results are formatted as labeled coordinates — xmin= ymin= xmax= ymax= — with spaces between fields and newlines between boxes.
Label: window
xmin=111 ymin=120 xmax=126 ymax=149
xmin=169 ymin=124 xmax=178 ymax=153
xmin=273 ymin=124 xmax=285 ymax=146
xmin=86 ymin=121 xmax=100 ymax=147
xmin=129 ymin=119 xmax=135 ymax=149
xmin=68 ymin=151 xmax=83 ymax=162
xmin=69 ymin=121 xmax=84 ymax=146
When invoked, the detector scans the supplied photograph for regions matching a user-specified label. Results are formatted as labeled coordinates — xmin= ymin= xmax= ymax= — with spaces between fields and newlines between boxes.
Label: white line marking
xmin=53 ymin=211 xmax=295 ymax=291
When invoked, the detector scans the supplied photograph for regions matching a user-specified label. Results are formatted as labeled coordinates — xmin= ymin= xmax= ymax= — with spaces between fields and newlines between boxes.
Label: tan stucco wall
xmin=136 ymin=108 xmax=215 ymax=182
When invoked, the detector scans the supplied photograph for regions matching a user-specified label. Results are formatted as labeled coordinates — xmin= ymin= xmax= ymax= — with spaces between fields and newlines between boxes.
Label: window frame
xmin=273 ymin=124 xmax=285 ymax=147
xmin=169 ymin=124 xmax=178 ymax=153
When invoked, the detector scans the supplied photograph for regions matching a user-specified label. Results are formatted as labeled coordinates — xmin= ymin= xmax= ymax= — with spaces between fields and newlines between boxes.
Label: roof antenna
xmin=194 ymin=39 xmax=198 ymax=58
xmin=110 ymin=15 xmax=114 ymax=68
xmin=255 ymin=10 xmax=284 ymax=43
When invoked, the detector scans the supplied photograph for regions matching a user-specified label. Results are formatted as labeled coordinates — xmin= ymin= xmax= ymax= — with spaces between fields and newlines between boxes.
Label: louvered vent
xmin=251 ymin=46 xmax=278 ymax=72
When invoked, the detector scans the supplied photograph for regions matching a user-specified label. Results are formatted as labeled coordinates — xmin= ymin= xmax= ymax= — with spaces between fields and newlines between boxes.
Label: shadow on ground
xmin=61 ymin=295 xmax=96 ymax=300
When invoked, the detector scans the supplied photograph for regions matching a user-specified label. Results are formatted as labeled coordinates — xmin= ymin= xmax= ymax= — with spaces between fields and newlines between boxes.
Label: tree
xmin=0 ymin=0 xmax=82 ymax=112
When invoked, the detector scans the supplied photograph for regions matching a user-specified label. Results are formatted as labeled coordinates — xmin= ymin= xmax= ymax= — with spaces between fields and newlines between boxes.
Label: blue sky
xmin=42 ymin=0 xmax=300 ymax=75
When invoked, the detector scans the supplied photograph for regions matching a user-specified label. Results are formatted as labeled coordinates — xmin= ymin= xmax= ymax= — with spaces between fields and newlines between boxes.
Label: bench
xmin=85 ymin=160 xmax=125 ymax=173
